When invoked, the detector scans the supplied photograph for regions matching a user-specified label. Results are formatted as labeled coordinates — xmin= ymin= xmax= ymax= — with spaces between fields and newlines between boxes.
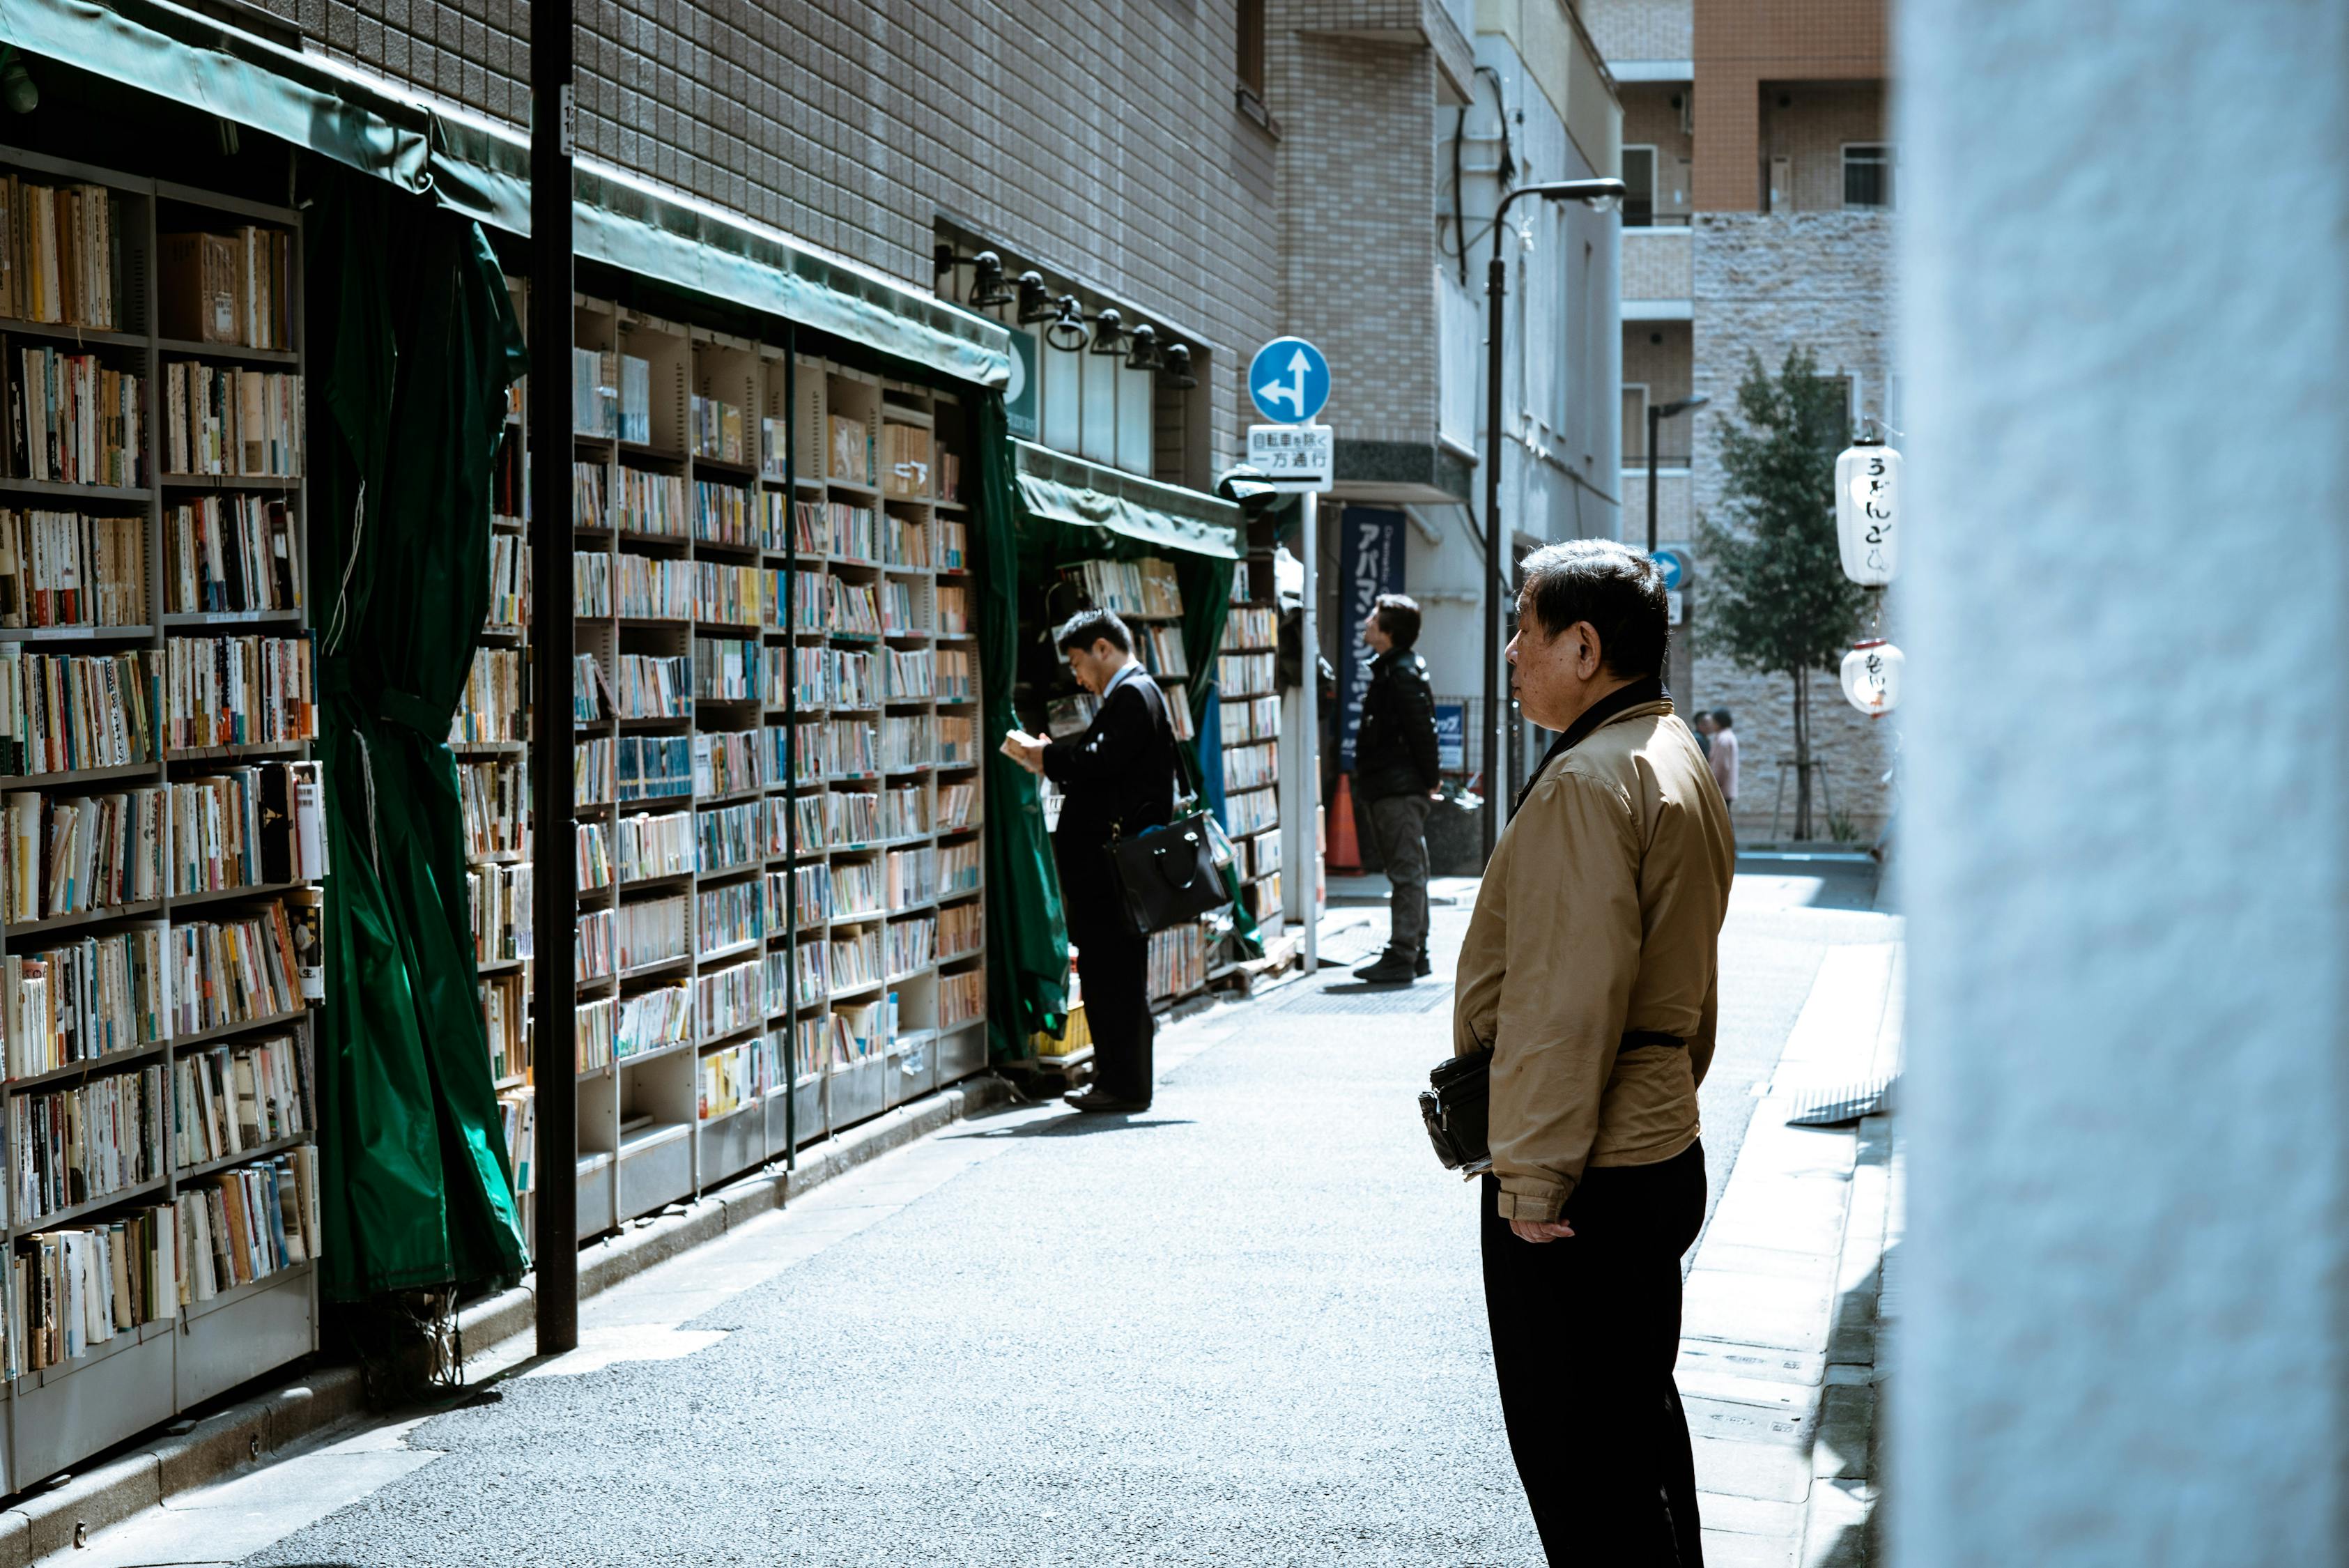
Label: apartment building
xmin=1587 ymin=0 xmax=1895 ymax=836
xmin=1262 ymin=0 xmax=1622 ymax=794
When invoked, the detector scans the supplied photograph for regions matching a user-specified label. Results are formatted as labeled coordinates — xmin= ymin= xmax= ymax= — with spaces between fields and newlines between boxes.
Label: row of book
xmin=1224 ymin=785 xmax=1278 ymax=837
xmin=1247 ymin=873 xmax=1281 ymax=923
xmin=880 ymin=713 xmax=934 ymax=773
xmin=1220 ymin=694 xmax=1281 ymax=744
xmin=792 ymin=501 xmax=877 ymax=562
xmin=156 ymin=634 xmax=316 ymax=753
xmin=1061 ymin=558 xmax=1183 ymax=620
xmin=1137 ymin=626 xmax=1188 ymax=680
xmin=459 ymin=758 xmax=526 ymax=861
xmin=8 ymin=346 xmax=141 ymax=488
xmin=0 ymin=179 xmax=125 ymax=331
xmin=885 ymin=845 xmax=936 ymax=907
xmin=692 ymin=636 xmax=755 ymax=701
xmin=615 ymin=983 xmax=691 ymax=1059
xmin=696 ymin=958 xmax=763 ymax=1040
xmin=615 ymin=654 xmax=690 ymax=719
xmin=572 ymin=348 xmax=652 ymax=445
xmin=883 ymin=512 xmax=930 ymax=569
xmin=938 ymin=584 xmax=971 ymax=636
xmin=162 ymin=364 xmax=301 ymax=479
xmin=616 ymin=734 xmax=691 ymax=801
xmin=5 ymin=1148 xmax=319 ymax=1378
xmin=167 ymin=495 xmax=299 ymax=617
xmin=939 ymin=968 xmax=985 ymax=1030
xmin=878 ymin=579 xmax=923 ymax=636
xmin=693 ymin=480 xmax=753 ymax=548
xmin=1218 ymin=650 xmax=1276 ymax=697
xmin=696 ymin=800 xmax=759 ymax=875
xmin=1224 ymin=739 xmax=1278 ymax=793
xmin=481 ymin=971 xmax=525 ymax=1084
xmin=830 ymin=927 xmax=881 ymax=993
xmin=1146 ymin=921 xmax=1208 ymax=1001
xmin=699 ymin=879 xmax=762 ymax=952
xmin=576 ymin=820 xmax=612 ymax=891
xmin=690 ymin=394 xmax=746 ymax=464
xmin=486 ymin=536 xmax=525 ymax=631
xmin=884 ymin=914 xmax=934 ymax=978
xmin=879 ymin=422 xmax=933 ymax=498
xmin=498 ymin=1083 xmax=533 ymax=1192
xmin=616 ymin=808 xmax=693 ymax=882
xmin=939 ymin=900 xmax=983 ymax=961
xmin=0 ymin=509 xmax=145 ymax=629
xmin=615 ymin=468 xmax=686 ymax=537
xmin=694 ymin=729 xmax=760 ymax=799
xmin=1226 ymin=604 xmax=1278 ymax=649
xmin=614 ymin=893 xmax=688 ymax=971
xmin=2 ymin=892 xmax=316 ymax=1073
xmin=172 ymin=1030 xmax=307 ymax=1167
xmin=696 ymin=1035 xmax=783 ymax=1120
xmin=13 ymin=1063 xmax=162 ymax=1222
xmin=1238 ymin=830 xmax=1281 ymax=883
xmin=468 ymin=861 xmax=530 ymax=966
xmin=160 ymin=226 xmax=293 ymax=350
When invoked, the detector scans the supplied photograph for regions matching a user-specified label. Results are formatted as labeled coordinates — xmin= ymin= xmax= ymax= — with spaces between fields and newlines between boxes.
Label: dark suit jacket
xmin=1042 ymin=669 xmax=1178 ymax=916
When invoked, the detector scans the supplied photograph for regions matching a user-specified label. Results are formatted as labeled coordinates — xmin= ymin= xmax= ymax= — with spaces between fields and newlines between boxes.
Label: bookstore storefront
xmin=0 ymin=1 xmax=1044 ymax=1496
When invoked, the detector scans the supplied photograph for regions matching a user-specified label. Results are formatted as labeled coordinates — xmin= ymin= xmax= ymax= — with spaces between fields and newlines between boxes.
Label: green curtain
xmin=307 ymin=167 xmax=530 ymax=1299
xmin=979 ymin=396 xmax=1072 ymax=1060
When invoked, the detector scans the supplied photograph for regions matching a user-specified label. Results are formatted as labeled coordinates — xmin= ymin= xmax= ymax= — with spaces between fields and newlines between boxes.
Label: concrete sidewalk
xmin=1681 ymin=941 xmax=1902 ymax=1567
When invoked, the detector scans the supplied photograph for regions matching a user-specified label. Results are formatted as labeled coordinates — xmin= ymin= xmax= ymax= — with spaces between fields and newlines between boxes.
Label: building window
xmin=1623 ymin=383 xmax=1649 ymax=463
xmin=1844 ymin=144 xmax=1895 ymax=208
xmin=1623 ymin=146 xmax=1656 ymax=228
xmin=1238 ymin=0 xmax=1265 ymax=100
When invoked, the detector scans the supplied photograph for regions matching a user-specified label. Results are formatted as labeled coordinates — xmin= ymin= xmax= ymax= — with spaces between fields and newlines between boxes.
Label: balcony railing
xmin=1623 ymin=451 xmax=1693 ymax=468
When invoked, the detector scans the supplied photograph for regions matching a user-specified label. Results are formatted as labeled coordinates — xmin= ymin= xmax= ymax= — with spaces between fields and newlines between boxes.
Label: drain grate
xmin=1285 ymin=983 xmax=1454 ymax=1015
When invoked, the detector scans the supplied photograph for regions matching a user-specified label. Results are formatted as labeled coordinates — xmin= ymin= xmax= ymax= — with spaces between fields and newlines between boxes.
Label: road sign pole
xmin=1300 ymin=486 xmax=1320 ymax=975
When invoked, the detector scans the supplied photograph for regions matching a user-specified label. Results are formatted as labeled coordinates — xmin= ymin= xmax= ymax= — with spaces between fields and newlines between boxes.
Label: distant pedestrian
xmin=1454 ymin=539 xmax=1733 ymax=1563
xmin=1348 ymin=592 xmax=1440 ymax=984
xmin=1691 ymin=709 xmax=1716 ymax=759
xmin=1000 ymin=608 xmax=1179 ymax=1114
xmin=1709 ymin=707 xmax=1739 ymax=812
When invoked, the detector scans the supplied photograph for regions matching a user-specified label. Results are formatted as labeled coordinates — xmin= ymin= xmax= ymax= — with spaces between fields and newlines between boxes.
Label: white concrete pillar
xmin=1896 ymin=3 xmax=2349 ymax=1561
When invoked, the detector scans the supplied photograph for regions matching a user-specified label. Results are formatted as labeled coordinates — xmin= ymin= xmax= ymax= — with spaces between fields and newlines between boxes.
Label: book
xmin=6 ymin=344 xmax=143 ymax=487
xmin=0 ymin=508 xmax=146 ymax=629
xmin=161 ymin=362 xmax=300 ymax=478
xmin=157 ymin=227 xmax=291 ymax=348
xmin=164 ymin=495 xmax=296 ymax=615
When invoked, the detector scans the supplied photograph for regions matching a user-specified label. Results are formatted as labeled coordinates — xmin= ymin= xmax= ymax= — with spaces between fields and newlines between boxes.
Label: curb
xmin=4 ymin=1074 xmax=1013 ymax=1567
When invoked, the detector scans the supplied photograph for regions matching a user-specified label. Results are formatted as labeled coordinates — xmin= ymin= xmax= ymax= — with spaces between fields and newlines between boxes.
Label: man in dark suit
xmin=1001 ymin=607 xmax=1178 ymax=1113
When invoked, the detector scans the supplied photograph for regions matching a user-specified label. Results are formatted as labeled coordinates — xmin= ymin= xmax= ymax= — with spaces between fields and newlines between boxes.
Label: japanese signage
xmin=1247 ymin=422 xmax=1333 ymax=491
xmin=1434 ymin=702 xmax=1465 ymax=772
xmin=1834 ymin=443 xmax=1902 ymax=586
xmin=1334 ymin=507 xmax=1406 ymax=772
xmin=1003 ymin=327 xmax=1040 ymax=443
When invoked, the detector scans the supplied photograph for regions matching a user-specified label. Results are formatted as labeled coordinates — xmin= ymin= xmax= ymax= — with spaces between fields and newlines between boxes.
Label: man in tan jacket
xmin=1454 ymin=539 xmax=1734 ymax=1563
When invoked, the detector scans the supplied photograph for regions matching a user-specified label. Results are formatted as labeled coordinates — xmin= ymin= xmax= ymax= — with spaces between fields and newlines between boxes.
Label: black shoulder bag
xmin=1104 ymin=676 xmax=1232 ymax=936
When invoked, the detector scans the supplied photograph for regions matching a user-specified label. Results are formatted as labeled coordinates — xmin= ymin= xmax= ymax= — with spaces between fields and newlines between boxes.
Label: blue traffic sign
xmin=1652 ymin=548 xmax=1688 ymax=591
xmin=1249 ymin=337 xmax=1330 ymax=424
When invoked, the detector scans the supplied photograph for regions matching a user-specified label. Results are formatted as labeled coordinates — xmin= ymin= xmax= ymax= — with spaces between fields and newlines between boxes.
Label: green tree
xmin=1697 ymin=347 xmax=1867 ymax=840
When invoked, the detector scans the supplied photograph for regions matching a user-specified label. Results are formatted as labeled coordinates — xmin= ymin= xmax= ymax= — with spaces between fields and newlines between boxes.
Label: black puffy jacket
xmin=1352 ymin=648 xmax=1440 ymax=802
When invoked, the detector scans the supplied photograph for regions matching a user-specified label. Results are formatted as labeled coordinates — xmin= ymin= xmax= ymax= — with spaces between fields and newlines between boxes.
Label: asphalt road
xmin=221 ymin=858 xmax=1888 ymax=1568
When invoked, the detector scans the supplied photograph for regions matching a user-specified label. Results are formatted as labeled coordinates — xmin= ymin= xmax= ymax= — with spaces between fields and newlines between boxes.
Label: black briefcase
xmin=1420 ymin=1045 xmax=1493 ymax=1174
xmin=1106 ymin=811 xmax=1229 ymax=935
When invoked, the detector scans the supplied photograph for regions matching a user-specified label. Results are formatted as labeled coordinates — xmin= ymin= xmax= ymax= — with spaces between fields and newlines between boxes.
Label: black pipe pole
xmin=1481 ymin=244 xmax=1506 ymax=864
xmin=1647 ymin=402 xmax=1662 ymax=556
xmin=530 ymin=0 xmax=578 ymax=1356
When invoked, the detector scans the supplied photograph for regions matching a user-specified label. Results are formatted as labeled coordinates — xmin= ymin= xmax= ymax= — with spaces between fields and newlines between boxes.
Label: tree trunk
xmin=1792 ymin=668 xmax=1813 ymax=840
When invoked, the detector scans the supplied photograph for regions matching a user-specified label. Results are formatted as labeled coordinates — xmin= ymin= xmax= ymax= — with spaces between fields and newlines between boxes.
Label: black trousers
xmin=1481 ymin=1142 xmax=1707 ymax=1566
xmin=1055 ymin=838 xmax=1154 ymax=1103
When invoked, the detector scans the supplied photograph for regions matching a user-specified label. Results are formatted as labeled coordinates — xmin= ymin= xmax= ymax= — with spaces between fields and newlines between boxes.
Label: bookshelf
xmin=0 ymin=146 xmax=323 ymax=1493
xmin=1219 ymin=602 xmax=1283 ymax=941
xmin=479 ymin=288 xmax=989 ymax=1243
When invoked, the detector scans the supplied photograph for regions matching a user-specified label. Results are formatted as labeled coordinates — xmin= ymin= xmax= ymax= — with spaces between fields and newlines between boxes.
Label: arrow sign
xmin=1248 ymin=337 xmax=1330 ymax=424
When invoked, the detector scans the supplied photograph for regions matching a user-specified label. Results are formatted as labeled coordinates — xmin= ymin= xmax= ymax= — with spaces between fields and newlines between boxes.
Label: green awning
xmin=1012 ymin=442 xmax=1242 ymax=562
xmin=0 ymin=0 xmax=1011 ymax=385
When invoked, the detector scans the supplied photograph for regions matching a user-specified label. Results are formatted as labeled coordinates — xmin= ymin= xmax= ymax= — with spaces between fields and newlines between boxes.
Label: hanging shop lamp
xmin=1834 ymin=440 xmax=1902 ymax=586
xmin=1841 ymin=638 xmax=1904 ymax=717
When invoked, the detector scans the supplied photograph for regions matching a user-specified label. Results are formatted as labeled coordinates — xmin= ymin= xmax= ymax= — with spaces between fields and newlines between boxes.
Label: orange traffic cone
xmin=1328 ymin=774 xmax=1362 ymax=873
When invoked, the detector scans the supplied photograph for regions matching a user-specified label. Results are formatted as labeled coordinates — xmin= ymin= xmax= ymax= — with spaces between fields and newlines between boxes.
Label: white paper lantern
xmin=1835 ymin=443 xmax=1902 ymax=586
xmin=1841 ymin=639 xmax=1904 ymax=717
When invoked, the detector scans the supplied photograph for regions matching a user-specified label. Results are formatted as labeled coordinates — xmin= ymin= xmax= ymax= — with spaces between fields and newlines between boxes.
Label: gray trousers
xmin=1362 ymin=791 xmax=1432 ymax=956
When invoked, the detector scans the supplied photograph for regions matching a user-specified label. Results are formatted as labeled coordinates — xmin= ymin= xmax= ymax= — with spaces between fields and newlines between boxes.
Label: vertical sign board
xmin=1433 ymin=702 xmax=1465 ymax=773
xmin=1003 ymin=326 xmax=1040 ymax=442
xmin=1334 ymin=507 xmax=1406 ymax=771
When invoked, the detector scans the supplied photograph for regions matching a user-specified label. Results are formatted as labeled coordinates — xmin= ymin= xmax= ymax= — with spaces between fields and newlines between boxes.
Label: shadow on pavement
xmin=959 ymin=1114 xmax=1199 ymax=1139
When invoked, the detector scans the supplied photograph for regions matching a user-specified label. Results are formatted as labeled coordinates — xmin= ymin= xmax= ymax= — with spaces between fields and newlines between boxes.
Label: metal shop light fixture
xmin=932 ymin=245 xmax=1014 ymax=309
xmin=938 ymin=238 xmax=1200 ymax=385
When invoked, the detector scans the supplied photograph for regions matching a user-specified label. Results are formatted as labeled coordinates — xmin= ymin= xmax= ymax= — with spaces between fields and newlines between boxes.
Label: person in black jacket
xmin=1001 ymin=607 xmax=1177 ymax=1112
xmin=1350 ymin=593 xmax=1442 ymax=985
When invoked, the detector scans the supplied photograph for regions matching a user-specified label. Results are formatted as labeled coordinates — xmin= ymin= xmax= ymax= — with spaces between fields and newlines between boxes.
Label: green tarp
xmin=0 ymin=0 xmax=1010 ymax=386
xmin=307 ymin=168 xmax=530 ymax=1299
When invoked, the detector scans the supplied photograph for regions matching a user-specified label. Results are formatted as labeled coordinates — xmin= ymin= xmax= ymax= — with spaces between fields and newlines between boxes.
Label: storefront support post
xmin=530 ymin=0 xmax=580 ymax=1356
xmin=1300 ymin=489 xmax=1320 ymax=972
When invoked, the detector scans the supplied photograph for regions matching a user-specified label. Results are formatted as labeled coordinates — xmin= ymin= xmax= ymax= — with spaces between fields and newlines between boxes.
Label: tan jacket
xmin=1453 ymin=695 xmax=1734 ymax=1222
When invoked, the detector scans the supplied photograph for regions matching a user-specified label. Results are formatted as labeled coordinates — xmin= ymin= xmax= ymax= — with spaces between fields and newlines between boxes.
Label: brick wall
xmin=1762 ymin=79 xmax=1887 ymax=211
xmin=270 ymin=0 xmax=1282 ymax=471
xmin=1686 ymin=208 xmax=1894 ymax=831
xmin=1582 ymin=0 xmax=1692 ymax=63
xmin=1272 ymin=27 xmax=1440 ymax=446
xmin=1622 ymin=229 xmax=1693 ymax=299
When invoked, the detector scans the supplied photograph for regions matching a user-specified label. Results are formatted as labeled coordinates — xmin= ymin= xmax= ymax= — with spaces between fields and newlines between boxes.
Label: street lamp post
xmin=1645 ymin=394 xmax=1708 ymax=555
xmin=1481 ymin=178 xmax=1626 ymax=861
